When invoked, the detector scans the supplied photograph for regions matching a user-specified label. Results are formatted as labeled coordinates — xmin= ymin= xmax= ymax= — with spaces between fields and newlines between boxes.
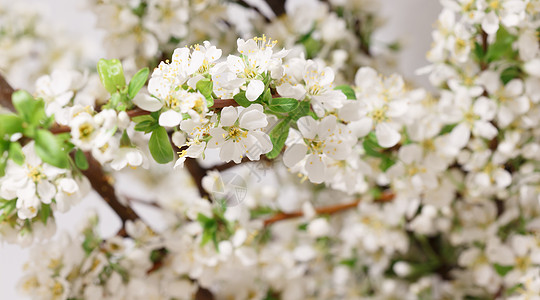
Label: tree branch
xmin=264 ymin=0 xmax=286 ymax=17
xmin=263 ymin=191 xmax=395 ymax=226
xmin=0 ymin=75 xmax=15 ymax=111
xmin=80 ymin=153 xmax=141 ymax=228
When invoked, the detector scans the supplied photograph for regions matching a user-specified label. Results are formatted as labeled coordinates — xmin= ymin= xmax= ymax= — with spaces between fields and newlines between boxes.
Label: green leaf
xmin=149 ymin=126 xmax=174 ymax=164
xmin=233 ymin=91 xmax=252 ymax=108
xmin=34 ymin=129 xmax=69 ymax=169
xmin=494 ymin=264 xmax=513 ymax=276
xmin=120 ymin=130 xmax=132 ymax=147
xmin=500 ymin=66 xmax=521 ymax=85
xmin=12 ymin=91 xmax=46 ymax=125
xmin=267 ymin=118 xmax=291 ymax=159
xmin=0 ymin=114 xmax=23 ymax=137
xmin=439 ymin=123 xmax=457 ymax=135
xmin=40 ymin=204 xmax=51 ymax=224
xmin=97 ymin=58 xmax=126 ymax=94
xmin=128 ymin=67 xmax=149 ymax=99
xmin=196 ymin=79 xmax=214 ymax=107
xmin=486 ymin=26 xmax=517 ymax=63
xmin=334 ymin=85 xmax=356 ymax=100
xmin=8 ymin=142 xmax=25 ymax=165
xmin=289 ymin=101 xmax=311 ymax=121
xmin=0 ymin=156 xmax=7 ymax=177
xmin=196 ymin=79 xmax=213 ymax=98
xmin=302 ymin=36 xmax=322 ymax=59
xmin=262 ymin=88 xmax=272 ymax=104
xmin=74 ymin=149 xmax=89 ymax=170
xmin=267 ymin=97 xmax=300 ymax=113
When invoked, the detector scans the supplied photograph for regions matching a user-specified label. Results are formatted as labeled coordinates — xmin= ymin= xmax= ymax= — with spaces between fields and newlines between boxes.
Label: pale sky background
xmin=0 ymin=0 xmax=441 ymax=298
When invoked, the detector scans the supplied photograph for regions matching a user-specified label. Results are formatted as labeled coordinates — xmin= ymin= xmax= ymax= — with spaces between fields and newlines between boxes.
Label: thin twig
xmin=263 ymin=191 xmax=395 ymax=226
xmin=0 ymin=75 xmax=15 ymax=111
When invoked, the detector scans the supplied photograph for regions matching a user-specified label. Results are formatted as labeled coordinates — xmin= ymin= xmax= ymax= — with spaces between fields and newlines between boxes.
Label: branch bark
xmin=79 ymin=152 xmax=141 ymax=229
xmin=0 ymin=75 xmax=15 ymax=111
xmin=263 ymin=191 xmax=395 ymax=226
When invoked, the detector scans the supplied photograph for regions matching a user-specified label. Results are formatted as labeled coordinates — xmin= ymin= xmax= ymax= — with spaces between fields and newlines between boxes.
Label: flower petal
xmin=246 ymin=80 xmax=265 ymax=101
xmin=283 ymin=143 xmax=307 ymax=167
xmin=305 ymin=154 xmax=325 ymax=184
xmin=375 ymin=123 xmax=401 ymax=148
xmin=220 ymin=106 xmax=239 ymax=127
xmin=159 ymin=110 xmax=182 ymax=127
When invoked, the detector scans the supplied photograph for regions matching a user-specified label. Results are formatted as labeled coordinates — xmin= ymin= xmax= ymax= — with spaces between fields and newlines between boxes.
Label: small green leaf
xmin=233 ymin=91 xmax=252 ymax=108
xmin=486 ymin=26 xmax=517 ymax=63
xmin=262 ymin=88 xmax=272 ymax=104
xmin=0 ymin=156 xmax=7 ymax=177
xmin=34 ymin=129 xmax=69 ymax=169
xmin=12 ymin=91 xmax=46 ymax=125
xmin=120 ymin=130 xmax=132 ymax=147
xmin=8 ymin=142 xmax=25 ymax=165
xmin=334 ymin=85 xmax=356 ymax=100
xmin=40 ymin=204 xmax=51 ymax=224
xmin=267 ymin=118 xmax=291 ymax=159
xmin=97 ymin=58 xmax=126 ymax=94
xmin=494 ymin=264 xmax=513 ymax=276
xmin=500 ymin=66 xmax=521 ymax=85
xmin=74 ymin=149 xmax=89 ymax=170
xmin=196 ymin=79 xmax=214 ymax=107
xmin=290 ymin=101 xmax=311 ymax=121
xmin=196 ymin=79 xmax=213 ymax=98
xmin=0 ymin=114 xmax=23 ymax=136
xmin=302 ymin=36 xmax=322 ymax=59
xmin=267 ymin=97 xmax=300 ymax=113
xmin=149 ymin=126 xmax=174 ymax=164
xmin=128 ymin=67 xmax=149 ymax=99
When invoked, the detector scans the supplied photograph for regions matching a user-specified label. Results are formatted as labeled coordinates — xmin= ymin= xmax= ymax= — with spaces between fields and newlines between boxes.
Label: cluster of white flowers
xmin=35 ymin=70 xmax=149 ymax=170
xmin=0 ymin=3 xmax=89 ymax=89
xmin=87 ymin=0 xmax=231 ymax=71
xmin=7 ymin=0 xmax=540 ymax=299
xmin=87 ymin=0 xmax=394 ymax=82
xmin=0 ymin=142 xmax=89 ymax=245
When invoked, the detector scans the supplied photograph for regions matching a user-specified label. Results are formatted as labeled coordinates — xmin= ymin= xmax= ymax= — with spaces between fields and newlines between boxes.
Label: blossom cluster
xmin=5 ymin=0 xmax=540 ymax=299
xmin=0 ymin=142 xmax=89 ymax=246
xmin=0 ymin=3 xmax=90 ymax=89
xmin=87 ymin=0 xmax=395 ymax=82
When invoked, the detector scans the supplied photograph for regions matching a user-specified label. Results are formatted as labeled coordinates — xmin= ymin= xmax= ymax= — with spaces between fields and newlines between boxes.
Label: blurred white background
xmin=0 ymin=0 xmax=441 ymax=298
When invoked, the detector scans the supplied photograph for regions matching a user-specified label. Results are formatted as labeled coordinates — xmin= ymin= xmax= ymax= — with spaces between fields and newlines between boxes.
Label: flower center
xmin=370 ymin=106 xmax=388 ymax=123
xmin=79 ymin=123 xmax=94 ymax=140
xmin=27 ymin=165 xmax=45 ymax=183
xmin=226 ymin=126 xmax=248 ymax=142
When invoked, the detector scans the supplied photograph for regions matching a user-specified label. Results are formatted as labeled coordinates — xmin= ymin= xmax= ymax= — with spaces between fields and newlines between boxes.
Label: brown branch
xmin=0 ymin=75 xmax=15 ymax=111
xmin=264 ymin=0 xmax=286 ymax=17
xmin=81 ymin=153 xmax=141 ymax=224
xmin=263 ymin=191 xmax=395 ymax=226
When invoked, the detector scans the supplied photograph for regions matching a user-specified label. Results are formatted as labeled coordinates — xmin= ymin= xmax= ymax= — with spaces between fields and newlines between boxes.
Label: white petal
xmin=220 ymin=106 xmax=238 ymax=127
xmin=348 ymin=118 xmax=373 ymax=138
xmin=481 ymin=11 xmax=499 ymax=35
xmin=132 ymin=93 xmax=163 ymax=112
xmin=239 ymin=106 xmax=268 ymax=130
xmin=158 ymin=110 xmax=182 ymax=127
xmin=283 ymin=143 xmax=307 ymax=167
xmin=246 ymin=80 xmax=265 ymax=101
xmin=375 ymin=123 xmax=401 ymax=148
xmin=297 ymin=116 xmax=317 ymax=139
xmin=172 ymin=131 xmax=186 ymax=148
xmin=305 ymin=154 xmax=325 ymax=184
xmin=37 ymin=180 xmax=56 ymax=204
xmin=317 ymin=115 xmax=337 ymax=139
